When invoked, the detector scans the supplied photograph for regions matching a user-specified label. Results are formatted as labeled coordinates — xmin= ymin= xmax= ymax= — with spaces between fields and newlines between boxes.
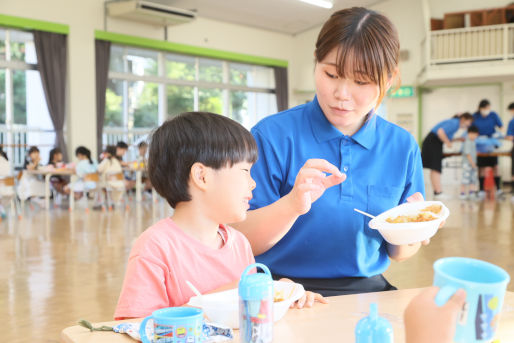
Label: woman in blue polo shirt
xmin=472 ymin=99 xmax=503 ymax=193
xmin=421 ymin=113 xmax=473 ymax=198
xmin=234 ymin=8 xmax=436 ymax=297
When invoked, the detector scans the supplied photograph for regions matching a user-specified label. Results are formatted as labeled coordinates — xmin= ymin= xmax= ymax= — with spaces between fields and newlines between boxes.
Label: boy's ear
xmin=190 ymin=162 xmax=210 ymax=191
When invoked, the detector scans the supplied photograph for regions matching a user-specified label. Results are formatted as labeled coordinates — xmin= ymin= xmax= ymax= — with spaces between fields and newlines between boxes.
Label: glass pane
xmin=10 ymin=30 xmax=35 ymax=63
xmin=166 ymin=85 xmax=194 ymax=117
xmin=0 ymin=29 xmax=5 ymax=60
xmin=229 ymin=63 xmax=275 ymax=88
xmin=105 ymin=79 xmax=124 ymax=127
xmin=12 ymin=69 xmax=27 ymax=124
xmin=165 ymin=53 xmax=195 ymax=81
xmin=109 ymin=45 xmax=125 ymax=73
xmin=199 ymin=58 xmax=222 ymax=83
xmin=230 ymin=91 xmax=277 ymax=129
xmin=25 ymin=70 xmax=51 ymax=128
xmin=199 ymin=88 xmax=222 ymax=114
xmin=0 ymin=69 xmax=5 ymax=124
xmin=129 ymin=81 xmax=158 ymax=128
xmin=125 ymin=47 xmax=158 ymax=76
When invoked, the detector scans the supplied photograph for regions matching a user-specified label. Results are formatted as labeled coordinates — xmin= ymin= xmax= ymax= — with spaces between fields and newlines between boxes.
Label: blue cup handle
xmin=139 ymin=315 xmax=153 ymax=343
xmin=435 ymin=285 xmax=458 ymax=307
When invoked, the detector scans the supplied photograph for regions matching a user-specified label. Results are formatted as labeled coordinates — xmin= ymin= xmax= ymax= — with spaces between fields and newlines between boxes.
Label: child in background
xmin=65 ymin=146 xmax=98 ymax=200
xmin=0 ymin=147 xmax=14 ymax=217
xmin=97 ymin=145 xmax=125 ymax=207
xmin=505 ymin=102 xmax=514 ymax=202
xmin=47 ymin=147 xmax=69 ymax=196
xmin=460 ymin=125 xmax=479 ymax=200
xmin=115 ymin=141 xmax=129 ymax=167
xmin=114 ymin=112 xmax=326 ymax=320
xmin=17 ymin=146 xmax=46 ymax=206
xmin=136 ymin=141 xmax=151 ymax=193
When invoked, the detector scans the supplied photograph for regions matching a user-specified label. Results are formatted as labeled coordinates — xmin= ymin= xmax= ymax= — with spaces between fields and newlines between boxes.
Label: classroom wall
xmin=0 ymin=0 xmax=293 ymax=158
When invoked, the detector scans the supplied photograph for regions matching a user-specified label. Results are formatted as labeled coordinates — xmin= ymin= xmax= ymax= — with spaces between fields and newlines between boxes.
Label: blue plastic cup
xmin=433 ymin=257 xmax=510 ymax=343
xmin=139 ymin=307 xmax=203 ymax=343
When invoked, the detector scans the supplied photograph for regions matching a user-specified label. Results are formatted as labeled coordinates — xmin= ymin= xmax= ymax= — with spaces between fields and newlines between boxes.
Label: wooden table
xmin=27 ymin=169 xmax=75 ymax=209
xmin=61 ymin=288 xmax=514 ymax=343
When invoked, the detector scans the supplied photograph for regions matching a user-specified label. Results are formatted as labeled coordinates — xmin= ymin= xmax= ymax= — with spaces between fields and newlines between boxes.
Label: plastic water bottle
xmin=239 ymin=263 xmax=274 ymax=343
xmin=355 ymin=303 xmax=394 ymax=343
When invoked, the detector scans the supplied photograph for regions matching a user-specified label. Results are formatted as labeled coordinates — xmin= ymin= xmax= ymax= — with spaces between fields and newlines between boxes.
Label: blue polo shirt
xmin=473 ymin=111 xmax=502 ymax=137
xmin=430 ymin=118 xmax=460 ymax=140
xmin=249 ymin=97 xmax=425 ymax=278
xmin=507 ymin=118 xmax=514 ymax=137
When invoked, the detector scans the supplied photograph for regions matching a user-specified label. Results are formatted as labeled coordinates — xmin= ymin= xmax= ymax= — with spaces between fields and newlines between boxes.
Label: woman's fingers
xmin=406 ymin=192 xmax=424 ymax=203
xmin=303 ymin=159 xmax=343 ymax=177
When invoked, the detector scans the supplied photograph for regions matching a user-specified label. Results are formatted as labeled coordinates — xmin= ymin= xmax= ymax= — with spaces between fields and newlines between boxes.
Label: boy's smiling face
xmin=206 ymin=161 xmax=256 ymax=224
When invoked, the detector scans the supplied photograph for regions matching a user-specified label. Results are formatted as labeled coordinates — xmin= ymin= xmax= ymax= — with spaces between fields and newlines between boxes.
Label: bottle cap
xmin=355 ymin=303 xmax=393 ymax=343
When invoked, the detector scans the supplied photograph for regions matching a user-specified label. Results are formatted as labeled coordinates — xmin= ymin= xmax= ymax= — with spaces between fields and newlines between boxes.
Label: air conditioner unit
xmin=106 ymin=0 xmax=196 ymax=26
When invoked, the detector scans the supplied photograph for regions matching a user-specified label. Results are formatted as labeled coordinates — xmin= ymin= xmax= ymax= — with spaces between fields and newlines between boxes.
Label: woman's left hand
xmin=279 ymin=278 xmax=329 ymax=308
xmin=406 ymin=192 xmax=446 ymax=246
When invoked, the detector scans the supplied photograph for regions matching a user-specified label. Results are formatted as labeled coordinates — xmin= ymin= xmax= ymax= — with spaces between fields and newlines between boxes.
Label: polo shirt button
xmin=343 ymin=166 xmax=348 ymax=172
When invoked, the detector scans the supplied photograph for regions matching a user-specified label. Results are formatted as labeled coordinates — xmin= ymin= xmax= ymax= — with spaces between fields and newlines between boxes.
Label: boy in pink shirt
xmin=115 ymin=112 xmax=325 ymax=320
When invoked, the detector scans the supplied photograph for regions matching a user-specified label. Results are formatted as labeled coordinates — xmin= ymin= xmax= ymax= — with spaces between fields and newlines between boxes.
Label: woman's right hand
xmin=286 ymin=159 xmax=346 ymax=215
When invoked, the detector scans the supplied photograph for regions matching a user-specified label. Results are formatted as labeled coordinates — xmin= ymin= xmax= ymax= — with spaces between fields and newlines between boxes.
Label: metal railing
xmin=422 ymin=23 xmax=514 ymax=66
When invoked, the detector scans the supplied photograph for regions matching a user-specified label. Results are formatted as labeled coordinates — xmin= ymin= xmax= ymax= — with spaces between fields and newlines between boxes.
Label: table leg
xmin=45 ymin=174 xmax=51 ymax=210
xmin=136 ymin=170 xmax=142 ymax=202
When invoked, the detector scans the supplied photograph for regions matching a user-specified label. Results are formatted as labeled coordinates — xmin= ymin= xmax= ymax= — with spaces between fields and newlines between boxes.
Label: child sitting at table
xmin=65 ymin=146 xmax=98 ymax=200
xmin=17 ymin=146 xmax=46 ymax=207
xmin=136 ymin=141 xmax=152 ymax=193
xmin=114 ymin=112 xmax=326 ymax=320
xmin=97 ymin=145 xmax=125 ymax=207
xmin=47 ymin=147 xmax=69 ymax=197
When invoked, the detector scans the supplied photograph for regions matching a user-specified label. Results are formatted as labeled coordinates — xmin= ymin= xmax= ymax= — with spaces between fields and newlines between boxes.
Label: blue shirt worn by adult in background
xmin=472 ymin=111 xmax=503 ymax=137
xmin=249 ymin=97 xmax=425 ymax=279
xmin=507 ymin=118 xmax=514 ymax=137
xmin=430 ymin=118 xmax=460 ymax=140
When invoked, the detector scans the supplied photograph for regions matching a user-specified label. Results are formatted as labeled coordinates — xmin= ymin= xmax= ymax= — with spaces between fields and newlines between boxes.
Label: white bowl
xmin=187 ymin=281 xmax=305 ymax=329
xmin=368 ymin=201 xmax=449 ymax=245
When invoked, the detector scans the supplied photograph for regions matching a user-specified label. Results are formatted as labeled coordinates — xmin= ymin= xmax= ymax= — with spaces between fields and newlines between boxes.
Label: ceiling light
xmin=299 ymin=0 xmax=333 ymax=9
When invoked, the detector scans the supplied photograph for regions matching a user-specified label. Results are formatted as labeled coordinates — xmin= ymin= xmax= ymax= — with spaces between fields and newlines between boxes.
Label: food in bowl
xmin=385 ymin=204 xmax=443 ymax=223
xmin=421 ymin=204 xmax=442 ymax=214
xmin=274 ymin=290 xmax=285 ymax=302
xmin=386 ymin=212 xmax=436 ymax=223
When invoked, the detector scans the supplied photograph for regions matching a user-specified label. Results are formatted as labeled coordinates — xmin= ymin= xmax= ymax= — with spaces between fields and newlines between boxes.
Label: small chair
xmin=69 ymin=173 xmax=104 ymax=212
xmin=105 ymin=172 xmax=129 ymax=211
xmin=0 ymin=176 xmax=21 ymax=220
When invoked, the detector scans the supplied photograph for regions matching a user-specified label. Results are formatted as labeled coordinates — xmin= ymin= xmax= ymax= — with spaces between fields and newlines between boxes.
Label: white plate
xmin=187 ymin=280 xmax=305 ymax=328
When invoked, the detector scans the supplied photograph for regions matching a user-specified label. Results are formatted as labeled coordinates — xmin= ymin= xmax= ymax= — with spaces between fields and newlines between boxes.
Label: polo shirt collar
xmin=308 ymin=96 xmax=377 ymax=150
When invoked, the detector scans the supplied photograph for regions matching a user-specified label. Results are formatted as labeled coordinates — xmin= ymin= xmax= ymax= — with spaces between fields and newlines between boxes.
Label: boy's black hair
xmin=468 ymin=125 xmax=479 ymax=134
xmin=28 ymin=146 xmax=39 ymax=155
xmin=116 ymin=141 xmax=128 ymax=149
xmin=478 ymin=99 xmax=490 ymax=109
xmin=104 ymin=145 xmax=117 ymax=159
xmin=48 ymin=147 xmax=62 ymax=165
xmin=75 ymin=146 xmax=93 ymax=164
xmin=148 ymin=111 xmax=258 ymax=208
xmin=508 ymin=102 xmax=514 ymax=111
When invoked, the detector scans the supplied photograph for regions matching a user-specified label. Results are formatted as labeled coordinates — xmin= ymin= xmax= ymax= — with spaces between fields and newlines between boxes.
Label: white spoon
xmin=186 ymin=280 xmax=202 ymax=297
xmin=354 ymin=208 xmax=375 ymax=219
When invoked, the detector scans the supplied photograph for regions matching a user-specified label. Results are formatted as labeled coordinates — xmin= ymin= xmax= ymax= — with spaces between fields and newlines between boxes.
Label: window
xmin=106 ymin=45 xmax=277 ymax=134
xmin=0 ymin=28 xmax=53 ymax=169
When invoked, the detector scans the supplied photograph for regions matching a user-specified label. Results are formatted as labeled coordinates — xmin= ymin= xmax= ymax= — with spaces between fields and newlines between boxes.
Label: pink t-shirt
xmin=114 ymin=218 xmax=255 ymax=319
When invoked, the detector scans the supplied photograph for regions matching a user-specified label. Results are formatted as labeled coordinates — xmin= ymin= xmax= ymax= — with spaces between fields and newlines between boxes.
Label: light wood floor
xmin=1 ymin=194 xmax=514 ymax=343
